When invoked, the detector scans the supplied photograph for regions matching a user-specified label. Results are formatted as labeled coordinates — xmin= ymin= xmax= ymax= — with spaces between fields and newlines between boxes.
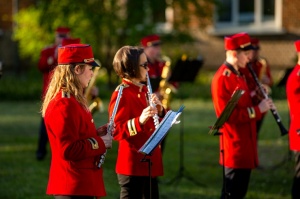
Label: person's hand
xmin=97 ymin=124 xmax=108 ymax=136
xmin=258 ymin=98 xmax=275 ymax=113
xmin=150 ymin=93 xmax=164 ymax=112
xmin=139 ymin=106 xmax=158 ymax=125
xmin=100 ymin=133 xmax=112 ymax=149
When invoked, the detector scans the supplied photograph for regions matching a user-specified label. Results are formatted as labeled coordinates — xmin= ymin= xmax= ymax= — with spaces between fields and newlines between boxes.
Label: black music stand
xmin=167 ymin=56 xmax=203 ymax=186
xmin=139 ymin=106 xmax=184 ymax=199
xmin=208 ymin=89 xmax=244 ymax=198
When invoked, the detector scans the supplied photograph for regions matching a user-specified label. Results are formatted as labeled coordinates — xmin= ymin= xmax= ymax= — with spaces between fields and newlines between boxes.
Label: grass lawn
xmin=0 ymin=99 xmax=293 ymax=199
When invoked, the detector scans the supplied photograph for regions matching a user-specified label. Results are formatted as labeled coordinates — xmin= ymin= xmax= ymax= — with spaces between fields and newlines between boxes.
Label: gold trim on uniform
xmin=240 ymin=42 xmax=251 ymax=48
xmin=223 ymin=69 xmax=231 ymax=77
xmin=247 ymin=107 xmax=256 ymax=118
xmin=62 ymin=91 xmax=70 ymax=98
xmin=87 ymin=137 xmax=99 ymax=149
xmin=127 ymin=119 xmax=137 ymax=136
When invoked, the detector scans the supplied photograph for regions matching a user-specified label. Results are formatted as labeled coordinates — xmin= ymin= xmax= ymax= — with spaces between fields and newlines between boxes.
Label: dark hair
xmin=113 ymin=46 xmax=144 ymax=79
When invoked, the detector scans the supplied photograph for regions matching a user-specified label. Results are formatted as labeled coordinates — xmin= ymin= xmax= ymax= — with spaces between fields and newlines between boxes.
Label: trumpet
xmin=146 ymin=72 xmax=160 ymax=129
xmin=97 ymin=84 xmax=124 ymax=168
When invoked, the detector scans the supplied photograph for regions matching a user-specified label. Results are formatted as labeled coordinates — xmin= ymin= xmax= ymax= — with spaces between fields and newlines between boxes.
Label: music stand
xmin=167 ymin=56 xmax=203 ymax=186
xmin=138 ymin=106 xmax=184 ymax=199
xmin=208 ymin=89 xmax=244 ymax=198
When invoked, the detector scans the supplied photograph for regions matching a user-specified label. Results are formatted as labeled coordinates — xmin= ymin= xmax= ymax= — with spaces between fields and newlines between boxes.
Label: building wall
xmin=0 ymin=0 xmax=36 ymax=71
xmin=184 ymin=1 xmax=300 ymax=72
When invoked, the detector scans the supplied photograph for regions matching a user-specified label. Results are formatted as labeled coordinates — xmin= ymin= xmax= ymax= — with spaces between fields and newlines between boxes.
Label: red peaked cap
xmin=224 ymin=32 xmax=253 ymax=51
xmin=295 ymin=40 xmax=300 ymax=52
xmin=61 ymin=38 xmax=81 ymax=46
xmin=58 ymin=44 xmax=99 ymax=67
xmin=141 ymin=34 xmax=161 ymax=47
xmin=251 ymin=38 xmax=260 ymax=50
xmin=55 ymin=26 xmax=71 ymax=34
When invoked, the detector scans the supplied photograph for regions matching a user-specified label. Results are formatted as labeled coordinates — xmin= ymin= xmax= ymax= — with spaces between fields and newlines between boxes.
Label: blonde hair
xmin=41 ymin=64 xmax=88 ymax=116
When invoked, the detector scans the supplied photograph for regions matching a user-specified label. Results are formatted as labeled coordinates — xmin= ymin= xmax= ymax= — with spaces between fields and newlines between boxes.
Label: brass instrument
xmin=158 ymin=55 xmax=177 ymax=109
xmin=85 ymin=63 xmax=103 ymax=115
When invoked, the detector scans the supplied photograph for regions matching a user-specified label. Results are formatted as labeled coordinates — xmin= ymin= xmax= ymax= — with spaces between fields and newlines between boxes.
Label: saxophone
xmin=85 ymin=65 xmax=103 ymax=115
xmin=158 ymin=56 xmax=177 ymax=109
xmin=97 ymin=84 xmax=124 ymax=168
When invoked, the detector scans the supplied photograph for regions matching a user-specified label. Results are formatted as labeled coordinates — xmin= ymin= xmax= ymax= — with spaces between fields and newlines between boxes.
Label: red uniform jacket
xmin=286 ymin=64 xmax=300 ymax=151
xmin=45 ymin=91 xmax=107 ymax=197
xmin=38 ymin=45 xmax=58 ymax=98
xmin=211 ymin=62 xmax=263 ymax=169
xmin=109 ymin=79 xmax=164 ymax=177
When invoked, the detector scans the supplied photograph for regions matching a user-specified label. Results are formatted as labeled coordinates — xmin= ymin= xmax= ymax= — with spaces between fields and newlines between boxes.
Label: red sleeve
xmin=47 ymin=98 xmax=106 ymax=161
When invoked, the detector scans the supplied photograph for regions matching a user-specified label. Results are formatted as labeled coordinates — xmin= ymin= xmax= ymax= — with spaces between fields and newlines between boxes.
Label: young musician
xmin=41 ymin=44 xmax=112 ymax=199
xmin=109 ymin=45 xmax=165 ymax=199
xmin=36 ymin=27 xmax=71 ymax=160
xmin=211 ymin=32 xmax=274 ymax=199
xmin=286 ymin=40 xmax=300 ymax=199
xmin=239 ymin=37 xmax=273 ymax=136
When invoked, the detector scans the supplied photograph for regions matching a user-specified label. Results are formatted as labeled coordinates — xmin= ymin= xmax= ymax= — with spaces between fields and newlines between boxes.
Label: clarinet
xmin=97 ymin=84 xmax=124 ymax=168
xmin=146 ymin=72 xmax=160 ymax=129
xmin=246 ymin=62 xmax=288 ymax=136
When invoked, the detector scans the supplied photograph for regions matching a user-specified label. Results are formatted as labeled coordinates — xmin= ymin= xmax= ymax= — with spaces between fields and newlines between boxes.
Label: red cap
xmin=61 ymin=38 xmax=81 ymax=46
xmin=55 ymin=27 xmax=71 ymax=34
xmin=224 ymin=32 xmax=253 ymax=51
xmin=58 ymin=44 xmax=99 ymax=67
xmin=251 ymin=38 xmax=260 ymax=50
xmin=295 ymin=40 xmax=300 ymax=52
xmin=141 ymin=34 xmax=161 ymax=47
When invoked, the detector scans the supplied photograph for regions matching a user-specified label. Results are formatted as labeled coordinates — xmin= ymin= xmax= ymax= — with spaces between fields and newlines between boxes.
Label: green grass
xmin=0 ymin=99 xmax=293 ymax=199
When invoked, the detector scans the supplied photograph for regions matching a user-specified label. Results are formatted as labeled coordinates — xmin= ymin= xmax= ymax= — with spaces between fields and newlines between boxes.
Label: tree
xmin=13 ymin=0 xmax=216 ymax=88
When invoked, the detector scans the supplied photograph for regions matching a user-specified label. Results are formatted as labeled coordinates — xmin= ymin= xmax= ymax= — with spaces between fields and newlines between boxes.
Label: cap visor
xmin=90 ymin=61 xmax=100 ymax=67
xmin=241 ymin=45 xmax=254 ymax=51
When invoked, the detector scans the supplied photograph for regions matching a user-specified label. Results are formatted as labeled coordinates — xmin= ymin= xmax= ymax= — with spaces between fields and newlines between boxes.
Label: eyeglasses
xmin=139 ymin=62 xmax=148 ymax=69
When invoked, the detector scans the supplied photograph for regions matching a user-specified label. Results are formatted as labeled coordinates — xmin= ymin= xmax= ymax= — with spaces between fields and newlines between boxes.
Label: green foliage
xmin=0 ymin=99 xmax=293 ymax=199
xmin=13 ymin=7 xmax=52 ymax=64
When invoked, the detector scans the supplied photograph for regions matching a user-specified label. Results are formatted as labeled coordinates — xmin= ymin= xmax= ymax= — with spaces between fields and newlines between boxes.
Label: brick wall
xmin=0 ymin=0 xmax=36 ymax=71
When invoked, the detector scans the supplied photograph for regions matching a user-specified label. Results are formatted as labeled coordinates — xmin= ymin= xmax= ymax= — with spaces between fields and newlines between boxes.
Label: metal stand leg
xmin=167 ymin=107 xmax=205 ymax=186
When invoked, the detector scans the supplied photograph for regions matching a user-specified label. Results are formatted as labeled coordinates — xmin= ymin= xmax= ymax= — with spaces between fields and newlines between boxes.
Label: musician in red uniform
xmin=211 ymin=32 xmax=274 ymax=199
xmin=286 ymin=40 xmax=300 ymax=199
xmin=141 ymin=34 xmax=165 ymax=91
xmin=109 ymin=45 xmax=165 ymax=199
xmin=41 ymin=44 xmax=112 ymax=199
xmin=36 ymin=27 xmax=71 ymax=160
xmin=239 ymin=37 xmax=273 ymax=135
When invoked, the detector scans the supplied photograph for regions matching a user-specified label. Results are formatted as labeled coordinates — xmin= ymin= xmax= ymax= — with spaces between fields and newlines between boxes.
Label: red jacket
xmin=38 ymin=45 xmax=58 ymax=98
xmin=109 ymin=79 xmax=164 ymax=177
xmin=211 ymin=63 xmax=263 ymax=169
xmin=286 ymin=64 xmax=300 ymax=151
xmin=45 ymin=91 xmax=107 ymax=197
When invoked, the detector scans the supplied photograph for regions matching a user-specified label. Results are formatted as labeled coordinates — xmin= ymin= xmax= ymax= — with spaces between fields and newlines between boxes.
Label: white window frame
xmin=209 ymin=0 xmax=284 ymax=35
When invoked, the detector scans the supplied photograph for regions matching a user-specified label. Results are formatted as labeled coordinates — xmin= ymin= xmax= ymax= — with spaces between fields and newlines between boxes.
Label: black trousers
xmin=117 ymin=174 xmax=159 ymax=199
xmin=220 ymin=167 xmax=251 ymax=199
xmin=36 ymin=117 xmax=48 ymax=160
xmin=292 ymin=151 xmax=300 ymax=199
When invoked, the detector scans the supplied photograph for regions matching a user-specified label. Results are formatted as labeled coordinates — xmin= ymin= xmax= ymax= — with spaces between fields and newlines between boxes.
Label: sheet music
xmin=208 ymin=89 xmax=244 ymax=135
xmin=138 ymin=105 xmax=185 ymax=155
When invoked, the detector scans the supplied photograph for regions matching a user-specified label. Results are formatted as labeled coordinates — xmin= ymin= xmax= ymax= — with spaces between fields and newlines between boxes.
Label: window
xmin=210 ymin=0 xmax=284 ymax=35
